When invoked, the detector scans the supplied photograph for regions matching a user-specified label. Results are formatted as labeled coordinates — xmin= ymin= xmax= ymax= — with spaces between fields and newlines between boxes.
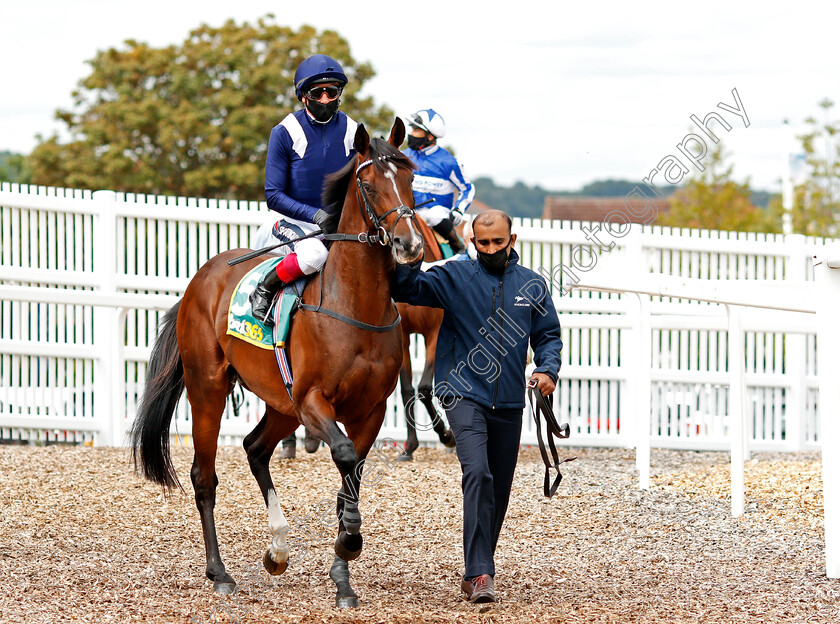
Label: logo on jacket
xmin=514 ymin=295 xmax=530 ymax=307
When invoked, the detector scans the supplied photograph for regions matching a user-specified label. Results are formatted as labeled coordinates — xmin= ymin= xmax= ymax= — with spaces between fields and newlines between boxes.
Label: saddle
xmin=226 ymin=258 xmax=309 ymax=400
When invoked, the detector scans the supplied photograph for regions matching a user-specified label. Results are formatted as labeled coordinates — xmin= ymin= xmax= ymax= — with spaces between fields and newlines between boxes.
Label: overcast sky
xmin=2 ymin=0 xmax=838 ymax=194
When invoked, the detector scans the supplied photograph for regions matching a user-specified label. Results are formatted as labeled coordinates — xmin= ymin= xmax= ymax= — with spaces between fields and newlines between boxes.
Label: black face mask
xmin=407 ymin=134 xmax=433 ymax=150
xmin=305 ymin=97 xmax=340 ymax=123
xmin=476 ymin=239 xmax=511 ymax=274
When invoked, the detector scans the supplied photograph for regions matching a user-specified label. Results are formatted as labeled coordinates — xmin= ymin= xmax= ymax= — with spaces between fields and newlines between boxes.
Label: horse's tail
xmin=130 ymin=300 xmax=184 ymax=491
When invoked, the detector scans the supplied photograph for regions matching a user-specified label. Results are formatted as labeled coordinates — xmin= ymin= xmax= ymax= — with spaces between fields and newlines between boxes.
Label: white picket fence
xmin=0 ymin=182 xmax=834 ymax=451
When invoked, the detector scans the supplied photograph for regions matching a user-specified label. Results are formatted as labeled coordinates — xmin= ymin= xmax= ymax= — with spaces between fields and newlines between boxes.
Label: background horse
xmin=396 ymin=217 xmax=456 ymax=460
xmin=131 ymin=119 xmax=423 ymax=608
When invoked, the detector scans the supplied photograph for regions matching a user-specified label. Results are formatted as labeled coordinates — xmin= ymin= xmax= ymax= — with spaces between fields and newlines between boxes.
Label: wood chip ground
xmin=0 ymin=444 xmax=838 ymax=623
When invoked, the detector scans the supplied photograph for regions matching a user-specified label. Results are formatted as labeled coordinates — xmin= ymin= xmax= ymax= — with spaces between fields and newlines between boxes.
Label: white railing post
xmin=91 ymin=190 xmax=122 ymax=446
xmin=815 ymin=254 xmax=840 ymax=579
xmin=620 ymin=290 xmax=638 ymax=452
xmin=785 ymin=234 xmax=808 ymax=451
xmin=727 ymin=304 xmax=746 ymax=517
xmin=636 ymin=293 xmax=652 ymax=490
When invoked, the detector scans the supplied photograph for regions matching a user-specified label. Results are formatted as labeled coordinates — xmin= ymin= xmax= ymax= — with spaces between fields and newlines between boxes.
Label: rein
xmin=294 ymin=153 xmax=411 ymax=332
xmin=232 ymin=152 xmax=415 ymax=332
xmin=527 ymin=384 xmax=576 ymax=498
xmin=227 ymin=155 xmax=419 ymax=268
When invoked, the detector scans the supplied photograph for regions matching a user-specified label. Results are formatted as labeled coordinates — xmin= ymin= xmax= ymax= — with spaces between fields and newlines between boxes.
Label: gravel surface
xmin=0 ymin=444 xmax=837 ymax=623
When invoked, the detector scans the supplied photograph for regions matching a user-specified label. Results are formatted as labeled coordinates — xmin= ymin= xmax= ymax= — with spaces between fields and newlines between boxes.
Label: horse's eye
xmin=362 ymin=182 xmax=374 ymax=193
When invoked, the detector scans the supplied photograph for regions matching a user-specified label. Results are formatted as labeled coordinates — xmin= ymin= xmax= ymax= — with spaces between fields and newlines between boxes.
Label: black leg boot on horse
xmin=432 ymin=217 xmax=465 ymax=255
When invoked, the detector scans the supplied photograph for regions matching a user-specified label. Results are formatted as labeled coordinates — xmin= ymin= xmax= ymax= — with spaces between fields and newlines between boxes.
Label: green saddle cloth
xmin=226 ymin=258 xmax=298 ymax=350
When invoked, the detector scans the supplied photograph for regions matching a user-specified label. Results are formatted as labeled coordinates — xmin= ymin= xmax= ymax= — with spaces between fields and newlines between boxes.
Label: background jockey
xmin=403 ymin=109 xmax=474 ymax=255
xmin=249 ymin=53 xmax=357 ymax=325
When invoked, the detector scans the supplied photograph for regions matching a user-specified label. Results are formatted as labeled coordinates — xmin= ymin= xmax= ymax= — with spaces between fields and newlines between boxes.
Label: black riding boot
xmin=249 ymin=268 xmax=283 ymax=326
xmin=432 ymin=218 xmax=465 ymax=254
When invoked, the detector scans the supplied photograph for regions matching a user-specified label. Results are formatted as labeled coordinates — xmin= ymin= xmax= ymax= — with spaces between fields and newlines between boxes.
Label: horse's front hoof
xmin=263 ymin=549 xmax=288 ymax=576
xmin=213 ymin=580 xmax=237 ymax=595
xmin=336 ymin=595 xmax=360 ymax=609
xmin=441 ymin=429 xmax=456 ymax=448
xmin=334 ymin=531 xmax=363 ymax=561
xmin=396 ymin=453 xmax=413 ymax=462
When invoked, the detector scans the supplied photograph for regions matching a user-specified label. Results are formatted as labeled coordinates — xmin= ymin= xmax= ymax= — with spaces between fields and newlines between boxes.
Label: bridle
xmin=226 ymin=151 xmax=417 ymax=334
xmin=294 ymin=152 xmax=416 ymax=333
xmin=354 ymin=155 xmax=415 ymax=246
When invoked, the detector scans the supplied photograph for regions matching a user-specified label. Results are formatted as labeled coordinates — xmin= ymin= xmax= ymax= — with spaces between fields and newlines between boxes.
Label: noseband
xmin=355 ymin=156 xmax=415 ymax=245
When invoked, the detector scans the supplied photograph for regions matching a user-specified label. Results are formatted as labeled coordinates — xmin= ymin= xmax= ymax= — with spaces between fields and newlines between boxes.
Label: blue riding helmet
xmin=294 ymin=54 xmax=348 ymax=100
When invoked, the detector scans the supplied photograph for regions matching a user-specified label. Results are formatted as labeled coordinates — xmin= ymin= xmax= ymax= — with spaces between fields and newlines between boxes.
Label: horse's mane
xmin=319 ymin=138 xmax=416 ymax=236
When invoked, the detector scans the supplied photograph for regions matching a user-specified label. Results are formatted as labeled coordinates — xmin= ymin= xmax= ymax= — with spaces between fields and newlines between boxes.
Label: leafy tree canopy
xmin=0 ymin=151 xmax=29 ymax=184
xmin=25 ymin=16 xmax=394 ymax=199
xmin=658 ymin=142 xmax=778 ymax=233
xmin=473 ymin=177 xmax=553 ymax=219
xmin=782 ymin=98 xmax=840 ymax=236
xmin=580 ymin=178 xmax=678 ymax=197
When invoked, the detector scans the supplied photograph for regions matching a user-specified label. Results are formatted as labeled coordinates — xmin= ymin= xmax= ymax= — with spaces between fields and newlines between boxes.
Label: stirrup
xmin=250 ymin=289 xmax=276 ymax=326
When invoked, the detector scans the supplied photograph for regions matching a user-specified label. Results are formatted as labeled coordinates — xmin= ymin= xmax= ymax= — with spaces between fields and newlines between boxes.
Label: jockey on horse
xmin=249 ymin=54 xmax=357 ymax=325
xmin=403 ymin=108 xmax=474 ymax=255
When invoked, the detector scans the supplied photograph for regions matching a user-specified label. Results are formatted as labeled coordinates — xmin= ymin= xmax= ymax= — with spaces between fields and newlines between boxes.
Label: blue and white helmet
xmin=406 ymin=108 xmax=446 ymax=139
xmin=294 ymin=54 xmax=348 ymax=100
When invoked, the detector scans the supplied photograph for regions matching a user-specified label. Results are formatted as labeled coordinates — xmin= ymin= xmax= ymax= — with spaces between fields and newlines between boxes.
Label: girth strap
xmin=527 ymin=385 xmax=576 ymax=498
xmin=297 ymin=300 xmax=402 ymax=332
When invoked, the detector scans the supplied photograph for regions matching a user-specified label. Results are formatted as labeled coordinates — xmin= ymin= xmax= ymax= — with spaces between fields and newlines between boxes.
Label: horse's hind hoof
xmin=336 ymin=595 xmax=360 ymax=609
xmin=396 ymin=453 xmax=413 ymax=462
xmin=213 ymin=580 xmax=237 ymax=595
xmin=263 ymin=549 xmax=288 ymax=576
xmin=334 ymin=531 xmax=363 ymax=561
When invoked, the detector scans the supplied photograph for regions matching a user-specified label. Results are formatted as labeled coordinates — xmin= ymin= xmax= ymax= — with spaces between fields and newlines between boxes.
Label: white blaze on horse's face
xmin=389 ymin=169 xmax=423 ymax=263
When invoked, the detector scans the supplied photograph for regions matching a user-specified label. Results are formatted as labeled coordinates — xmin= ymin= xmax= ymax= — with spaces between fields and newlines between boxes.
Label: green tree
xmin=0 ymin=151 xmax=30 ymax=184
xmin=659 ymin=142 xmax=777 ymax=233
xmin=473 ymin=177 xmax=553 ymax=219
xmin=784 ymin=98 xmax=840 ymax=236
xmin=580 ymin=178 xmax=679 ymax=197
xmin=25 ymin=16 xmax=393 ymax=199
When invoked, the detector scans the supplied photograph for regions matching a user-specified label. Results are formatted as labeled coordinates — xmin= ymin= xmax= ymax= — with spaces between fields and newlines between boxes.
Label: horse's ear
xmin=354 ymin=123 xmax=370 ymax=156
xmin=388 ymin=117 xmax=405 ymax=148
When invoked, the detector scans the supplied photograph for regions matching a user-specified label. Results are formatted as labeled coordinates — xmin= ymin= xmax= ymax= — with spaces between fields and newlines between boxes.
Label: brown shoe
xmin=460 ymin=574 xmax=494 ymax=603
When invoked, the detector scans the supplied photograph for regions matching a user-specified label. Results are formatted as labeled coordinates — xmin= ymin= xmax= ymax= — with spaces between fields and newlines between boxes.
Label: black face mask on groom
xmin=475 ymin=238 xmax=512 ymax=274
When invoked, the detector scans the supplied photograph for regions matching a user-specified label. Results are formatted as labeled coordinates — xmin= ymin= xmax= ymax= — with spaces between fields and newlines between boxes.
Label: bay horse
xmin=396 ymin=217 xmax=456 ymax=460
xmin=130 ymin=119 xmax=423 ymax=608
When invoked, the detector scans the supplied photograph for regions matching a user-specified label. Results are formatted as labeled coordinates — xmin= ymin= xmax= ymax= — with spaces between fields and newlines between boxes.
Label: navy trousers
xmin=446 ymin=399 xmax=523 ymax=579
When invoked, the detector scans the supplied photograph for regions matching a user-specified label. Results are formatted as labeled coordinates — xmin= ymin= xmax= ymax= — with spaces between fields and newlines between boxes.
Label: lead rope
xmin=528 ymin=384 xmax=576 ymax=498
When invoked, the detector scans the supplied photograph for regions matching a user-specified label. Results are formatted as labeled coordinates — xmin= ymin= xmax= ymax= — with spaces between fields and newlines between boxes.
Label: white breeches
xmin=253 ymin=217 xmax=328 ymax=274
xmin=416 ymin=204 xmax=451 ymax=228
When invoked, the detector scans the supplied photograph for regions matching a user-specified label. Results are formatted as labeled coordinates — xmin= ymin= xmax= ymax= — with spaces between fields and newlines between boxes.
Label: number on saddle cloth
xmin=226 ymin=257 xmax=307 ymax=349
